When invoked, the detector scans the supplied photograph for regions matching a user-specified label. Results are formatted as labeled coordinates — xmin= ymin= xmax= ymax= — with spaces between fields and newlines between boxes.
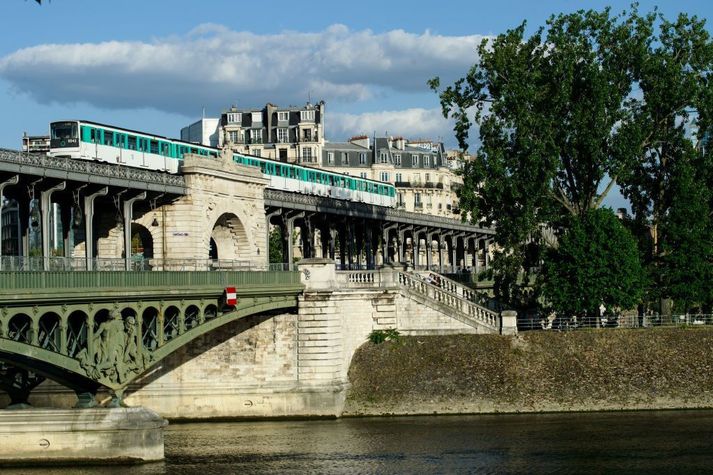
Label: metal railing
xmin=0 ymin=148 xmax=185 ymax=188
xmin=518 ymin=313 xmax=713 ymax=331
xmin=0 ymin=256 xmax=280 ymax=272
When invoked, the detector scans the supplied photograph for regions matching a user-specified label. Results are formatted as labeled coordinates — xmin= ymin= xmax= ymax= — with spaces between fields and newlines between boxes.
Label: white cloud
xmin=330 ymin=108 xmax=454 ymax=143
xmin=0 ymin=24 xmax=485 ymax=116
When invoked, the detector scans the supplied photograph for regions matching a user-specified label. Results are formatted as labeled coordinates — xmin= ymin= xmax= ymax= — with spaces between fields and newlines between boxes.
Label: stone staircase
xmin=397 ymin=271 xmax=501 ymax=333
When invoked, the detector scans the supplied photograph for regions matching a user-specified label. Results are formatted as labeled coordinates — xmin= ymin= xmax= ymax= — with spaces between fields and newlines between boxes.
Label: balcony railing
xmin=395 ymin=181 xmax=411 ymax=187
xmin=0 ymin=256 xmax=282 ymax=272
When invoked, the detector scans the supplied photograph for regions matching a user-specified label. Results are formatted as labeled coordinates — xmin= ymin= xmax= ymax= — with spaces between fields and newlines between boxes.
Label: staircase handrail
xmin=397 ymin=271 xmax=499 ymax=330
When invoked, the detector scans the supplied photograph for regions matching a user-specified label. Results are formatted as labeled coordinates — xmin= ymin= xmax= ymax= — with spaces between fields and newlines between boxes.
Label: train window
xmin=127 ymin=136 xmax=137 ymax=150
xmin=150 ymin=140 xmax=159 ymax=154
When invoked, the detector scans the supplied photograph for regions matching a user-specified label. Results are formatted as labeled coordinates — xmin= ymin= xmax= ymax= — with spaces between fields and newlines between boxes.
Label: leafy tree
xmin=429 ymin=6 xmax=652 ymax=306
xmin=541 ymin=208 xmax=644 ymax=323
xmin=268 ymin=227 xmax=283 ymax=264
xmin=615 ymin=12 xmax=713 ymax=311
xmin=656 ymin=157 xmax=713 ymax=313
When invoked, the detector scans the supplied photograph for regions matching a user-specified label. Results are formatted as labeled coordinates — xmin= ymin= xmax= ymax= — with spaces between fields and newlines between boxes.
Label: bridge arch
xmin=209 ymin=212 xmax=252 ymax=262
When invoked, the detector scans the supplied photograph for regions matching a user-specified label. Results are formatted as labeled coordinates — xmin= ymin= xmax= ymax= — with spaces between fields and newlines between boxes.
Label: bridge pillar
xmin=123 ymin=192 xmax=146 ymax=271
xmin=0 ymin=175 xmax=19 ymax=266
xmin=265 ymin=209 xmax=282 ymax=268
xmin=284 ymin=211 xmax=304 ymax=271
xmin=83 ymin=187 xmax=108 ymax=271
xmin=40 ymin=181 xmax=66 ymax=270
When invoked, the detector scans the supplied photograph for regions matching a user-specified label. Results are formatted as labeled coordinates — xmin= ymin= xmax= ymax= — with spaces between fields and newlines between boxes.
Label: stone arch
xmin=130 ymin=223 xmax=154 ymax=260
xmin=8 ymin=313 xmax=32 ymax=343
xmin=66 ymin=310 xmax=89 ymax=358
xmin=209 ymin=212 xmax=252 ymax=262
xmin=38 ymin=312 xmax=61 ymax=352
xmin=161 ymin=306 xmax=180 ymax=339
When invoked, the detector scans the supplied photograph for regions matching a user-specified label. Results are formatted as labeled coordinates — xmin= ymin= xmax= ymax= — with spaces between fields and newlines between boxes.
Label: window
xmin=424 ymin=156 xmax=430 ymax=168
xmin=412 ymin=154 xmax=418 ymax=167
xmin=380 ymin=172 xmax=390 ymax=182
xmin=277 ymin=111 xmax=289 ymax=122
xmin=227 ymin=112 xmax=241 ymax=124
xmin=342 ymin=152 xmax=348 ymax=165
xmin=303 ymin=129 xmax=312 ymax=141
xmin=303 ymin=147 xmax=313 ymax=162
xmin=251 ymin=112 xmax=262 ymax=124
xmin=379 ymin=152 xmax=388 ymax=163
xmin=394 ymin=154 xmax=401 ymax=165
xmin=252 ymin=148 xmax=262 ymax=157
xmin=360 ymin=172 xmax=368 ymax=178
xmin=395 ymin=173 xmax=402 ymax=183
xmin=327 ymin=152 xmax=335 ymax=164
xmin=277 ymin=128 xmax=289 ymax=143
xmin=415 ymin=192 xmax=422 ymax=207
xmin=300 ymin=110 xmax=315 ymax=121
xmin=250 ymin=129 xmax=262 ymax=144
xmin=228 ymin=131 xmax=239 ymax=143
xmin=127 ymin=136 xmax=137 ymax=150
xmin=359 ymin=153 xmax=367 ymax=165
xmin=398 ymin=192 xmax=405 ymax=206
xmin=425 ymin=173 xmax=431 ymax=183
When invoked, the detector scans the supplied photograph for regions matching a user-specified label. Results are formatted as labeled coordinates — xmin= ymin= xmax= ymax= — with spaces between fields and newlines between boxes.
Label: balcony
xmin=414 ymin=202 xmax=424 ymax=209
xmin=395 ymin=181 xmax=411 ymax=188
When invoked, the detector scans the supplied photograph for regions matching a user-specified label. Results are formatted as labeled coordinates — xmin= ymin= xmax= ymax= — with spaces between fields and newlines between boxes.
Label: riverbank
xmin=344 ymin=328 xmax=713 ymax=415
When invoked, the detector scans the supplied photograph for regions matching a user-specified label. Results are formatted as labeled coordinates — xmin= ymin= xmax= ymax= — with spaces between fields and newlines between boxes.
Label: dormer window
xmin=227 ymin=112 xmax=241 ymax=124
xmin=251 ymin=112 xmax=262 ymax=124
xmin=300 ymin=110 xmax=315 ymax=121
xmin=277 ymin=111 xmax=289 ymax=122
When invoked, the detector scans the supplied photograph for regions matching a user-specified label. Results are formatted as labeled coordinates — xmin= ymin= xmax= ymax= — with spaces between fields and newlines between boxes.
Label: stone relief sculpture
xmin=76 ymin=311 xmax=150 ymax=385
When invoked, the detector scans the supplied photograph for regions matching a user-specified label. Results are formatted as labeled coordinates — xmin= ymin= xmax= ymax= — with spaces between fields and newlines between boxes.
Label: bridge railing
xmin=336 ymin=270 xmax=383 ymax=287
xmin=0 ymin=269 xmax=302 ymax=291
xmin=0 ymin=256 xmax=284 ymax=272
xmin=397 ymin=271 xmax=500 ymax=330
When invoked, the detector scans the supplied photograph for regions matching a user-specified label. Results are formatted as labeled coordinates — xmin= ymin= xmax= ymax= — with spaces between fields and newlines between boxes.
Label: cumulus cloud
xmin=330 ymin=108 xmax=453 ymax=141
xmin=0 ymin=24 xmax=485 ymax=116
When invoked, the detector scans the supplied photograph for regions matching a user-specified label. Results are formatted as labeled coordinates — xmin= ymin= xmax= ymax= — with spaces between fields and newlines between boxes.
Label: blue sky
xmin=1 ymin=0 xmax=711 ymax=155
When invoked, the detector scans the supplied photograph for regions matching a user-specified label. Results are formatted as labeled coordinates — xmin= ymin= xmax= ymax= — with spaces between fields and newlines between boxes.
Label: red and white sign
xmin=225 ymin=287 xmax=237 ymax=306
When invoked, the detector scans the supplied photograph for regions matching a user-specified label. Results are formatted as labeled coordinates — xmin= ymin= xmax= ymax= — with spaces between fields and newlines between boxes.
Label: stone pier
xmin=0 ymin=407 xmax=166 ymax=465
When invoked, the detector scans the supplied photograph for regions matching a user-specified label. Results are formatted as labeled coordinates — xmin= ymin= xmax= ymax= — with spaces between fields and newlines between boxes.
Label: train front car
xmin=48 ymin=121 xmax=80 ymax=158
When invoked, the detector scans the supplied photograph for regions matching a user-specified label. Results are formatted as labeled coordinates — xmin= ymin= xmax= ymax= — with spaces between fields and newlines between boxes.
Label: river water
xmin=7 ymin=410 xmax=713 ymax=474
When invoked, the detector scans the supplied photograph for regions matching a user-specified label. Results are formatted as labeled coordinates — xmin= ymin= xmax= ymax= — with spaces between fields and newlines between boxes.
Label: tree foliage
xmin=541 ymin=208 xmax=644 ymax=320
xmin=432 ymin=5 xmax=713 ymax=313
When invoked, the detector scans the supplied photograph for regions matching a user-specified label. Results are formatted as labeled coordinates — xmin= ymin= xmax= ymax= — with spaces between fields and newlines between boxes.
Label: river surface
xmin=7 ymin=410 xmax=713 ymax=474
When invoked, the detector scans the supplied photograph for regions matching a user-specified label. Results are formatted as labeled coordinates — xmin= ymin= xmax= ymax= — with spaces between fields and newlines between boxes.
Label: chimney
xmin=349 ymin=135 xmax=370 ymax=149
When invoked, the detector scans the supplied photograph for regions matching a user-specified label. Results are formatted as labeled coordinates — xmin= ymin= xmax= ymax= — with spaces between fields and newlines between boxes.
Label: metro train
xmin=48 ymin=120 xmax=396 ymax=207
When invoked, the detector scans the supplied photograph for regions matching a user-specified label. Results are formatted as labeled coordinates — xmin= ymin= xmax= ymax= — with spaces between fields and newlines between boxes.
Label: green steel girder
xmin=0 ymin=271 xmax=303 ymax=398
xmin=0 ymin=294 xmax=299 ymax=394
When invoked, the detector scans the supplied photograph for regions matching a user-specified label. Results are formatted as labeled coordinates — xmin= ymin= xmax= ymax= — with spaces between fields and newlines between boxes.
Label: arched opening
xmin=7 ymin=314 xmax=32 ymax=343
xmin=209 ymin=213 xmax=250 ymax=262
xmin=66 ymin=311 xmax=88 ymax=358
xmin=163 ymin=306 xmax=181 ymax=339
xmin=209 ymin=238 xmax=218 ymax=260
xmin=137 ymin=307 xmax=157 ymax=351
xmin=204 ymin=304 xmax=218 ymax=320
xmin=184 ymin=305 xmax=200 ymax=329
xmin=131 ymin=223 xmax=154 ymax=260
xmin=38 ymin=312 xmax=61 ymax=352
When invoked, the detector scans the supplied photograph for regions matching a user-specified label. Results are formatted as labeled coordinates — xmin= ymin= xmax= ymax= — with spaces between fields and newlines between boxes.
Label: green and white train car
xmin=48 ymin=120 xmax=218 ymax=173
xmin=48 ymin=120 xmax=396 ymax=208
xmin=233 ymin=154 xmax=396 ymax=207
